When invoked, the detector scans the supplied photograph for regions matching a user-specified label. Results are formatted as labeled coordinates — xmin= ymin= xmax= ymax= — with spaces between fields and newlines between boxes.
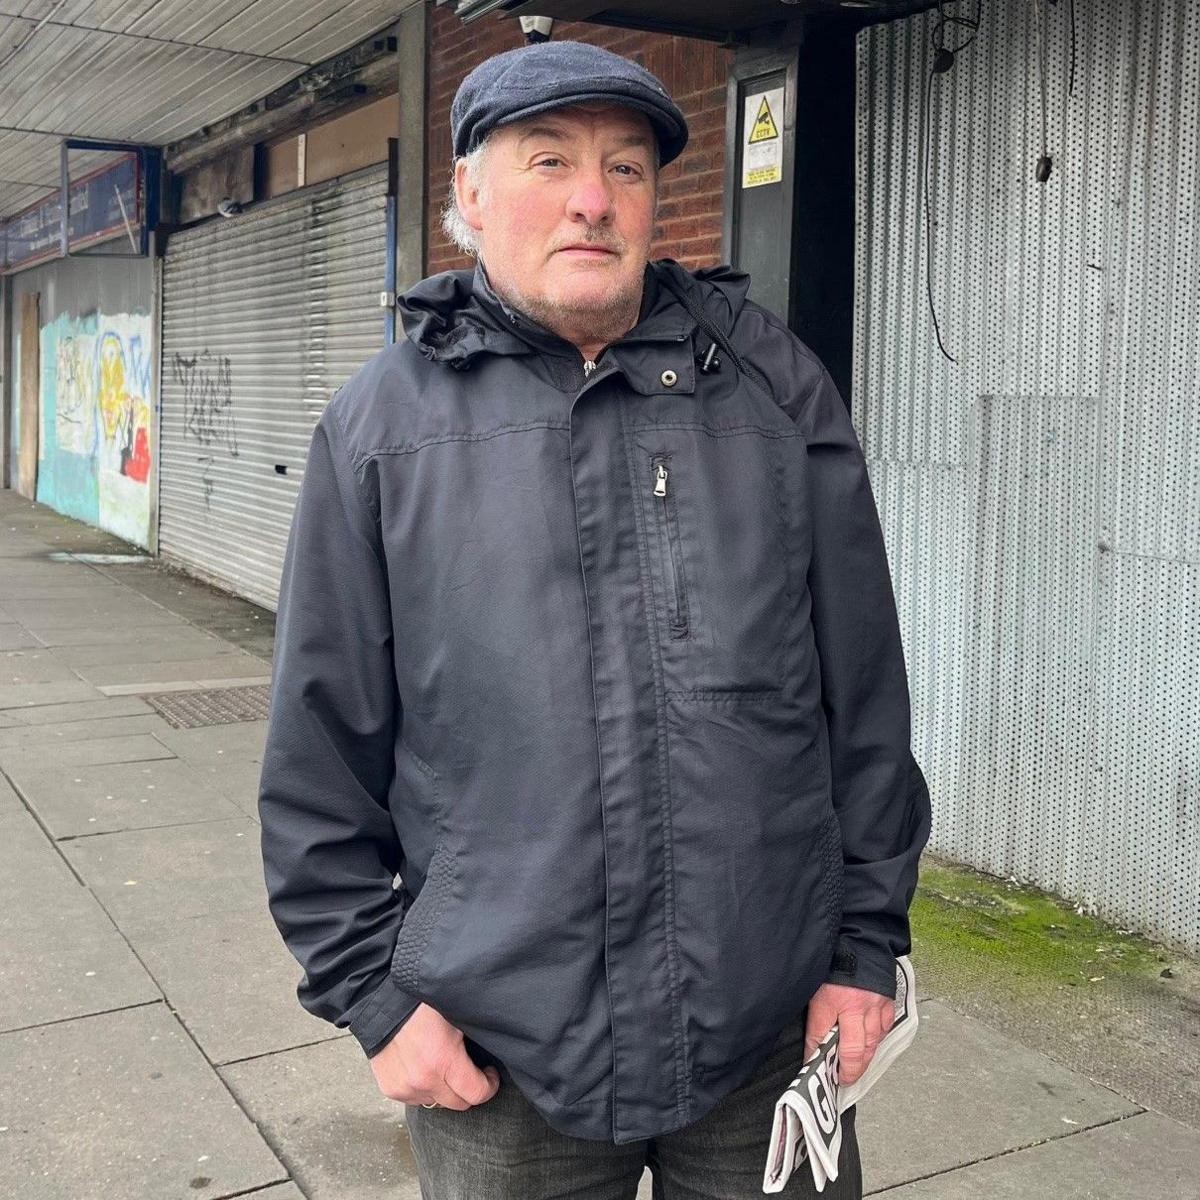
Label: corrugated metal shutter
xmin=855 ymin=1 xmax=1200 ymax=952
xmin=159 ymin=163 xmax=388 ymax=610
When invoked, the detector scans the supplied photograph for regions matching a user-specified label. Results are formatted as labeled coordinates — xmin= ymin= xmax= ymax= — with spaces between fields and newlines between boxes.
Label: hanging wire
xmin=922 ymin=1 xmax=981 ymax=363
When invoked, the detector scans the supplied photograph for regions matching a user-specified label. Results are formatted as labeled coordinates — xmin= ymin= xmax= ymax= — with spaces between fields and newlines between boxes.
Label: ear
xmin=454 ymin=158 xmax=485 ymax=234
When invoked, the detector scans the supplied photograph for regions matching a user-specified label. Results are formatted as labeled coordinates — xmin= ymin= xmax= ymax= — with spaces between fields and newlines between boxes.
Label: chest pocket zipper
xmin=650 ymin=454 xmax=690 ymax=639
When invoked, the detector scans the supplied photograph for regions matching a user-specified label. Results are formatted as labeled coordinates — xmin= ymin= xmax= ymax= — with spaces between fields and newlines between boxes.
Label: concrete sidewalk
xmin=1 ymin=488 xmax=1196 ymax=1199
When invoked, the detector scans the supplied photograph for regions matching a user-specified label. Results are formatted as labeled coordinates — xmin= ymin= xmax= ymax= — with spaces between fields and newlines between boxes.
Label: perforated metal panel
xmin=159 ymin=164 xmax=389 ymax=610
xmin=856 ymin=1 xmax=1200 ymax=951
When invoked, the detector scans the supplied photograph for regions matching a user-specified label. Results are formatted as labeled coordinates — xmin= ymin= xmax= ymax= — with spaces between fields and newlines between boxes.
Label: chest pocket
xmin=629 ymin=422 xmax=810 ymax=700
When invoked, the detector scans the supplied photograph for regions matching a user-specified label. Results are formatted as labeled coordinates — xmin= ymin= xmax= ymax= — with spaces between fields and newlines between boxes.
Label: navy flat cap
xmin=451 ymin=40 xmax=689 ymax=167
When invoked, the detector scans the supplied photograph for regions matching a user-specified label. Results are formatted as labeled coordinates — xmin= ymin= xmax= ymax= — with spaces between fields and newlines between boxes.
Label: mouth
xmin=556 ymin=246 xmax=618 ymax=258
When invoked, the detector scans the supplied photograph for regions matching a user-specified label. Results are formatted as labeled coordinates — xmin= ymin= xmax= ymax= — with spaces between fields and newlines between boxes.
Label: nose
xmin=566 ymin=162 xmax=614 ymax=227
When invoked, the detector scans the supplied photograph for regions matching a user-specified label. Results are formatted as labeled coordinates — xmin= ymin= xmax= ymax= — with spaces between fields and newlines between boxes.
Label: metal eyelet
xmin=660 ymin=369 xmax=678 ymax=387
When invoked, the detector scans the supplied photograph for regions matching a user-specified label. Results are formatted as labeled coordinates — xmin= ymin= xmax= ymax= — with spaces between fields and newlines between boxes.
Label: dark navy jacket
xmin=257 ymin=256 xmax=932 ymax=1144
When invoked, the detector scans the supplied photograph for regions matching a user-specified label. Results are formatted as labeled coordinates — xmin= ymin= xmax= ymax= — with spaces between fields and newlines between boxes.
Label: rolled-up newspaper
xmin=762 ymin=955 xmax=918 ymax=1194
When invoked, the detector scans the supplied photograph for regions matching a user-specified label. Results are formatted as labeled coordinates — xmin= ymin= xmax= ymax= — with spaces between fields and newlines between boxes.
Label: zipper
xmin=575 ymin=327 xmax=690 ymax=390
xmin=650 ymin=454 xmax=690 ymax=639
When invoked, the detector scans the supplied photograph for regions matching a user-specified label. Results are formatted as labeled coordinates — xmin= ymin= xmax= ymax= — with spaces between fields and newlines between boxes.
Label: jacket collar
xmin=468 ymin=257 xmax=690 ymax=356
xmin=397 ymin=254 xmax=754 ymax=390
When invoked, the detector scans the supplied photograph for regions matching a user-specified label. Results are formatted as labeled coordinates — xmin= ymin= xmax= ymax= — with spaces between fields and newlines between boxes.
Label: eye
xmin=612 ymin=163 xmax=645 ymax=178
xmin=534 ymin=157 xmax=564 ymax=168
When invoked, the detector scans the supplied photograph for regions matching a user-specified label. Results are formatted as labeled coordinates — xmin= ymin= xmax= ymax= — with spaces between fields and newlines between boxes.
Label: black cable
xmin=922 ymin=1 xmax=980 ymax=364
xmin=922 ymin=61 xmax=956 ymax=363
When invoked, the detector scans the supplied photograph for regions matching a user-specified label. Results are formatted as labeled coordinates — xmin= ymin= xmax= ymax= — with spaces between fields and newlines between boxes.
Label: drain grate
xmin=144 ymin=684 xmax=271 ymax=729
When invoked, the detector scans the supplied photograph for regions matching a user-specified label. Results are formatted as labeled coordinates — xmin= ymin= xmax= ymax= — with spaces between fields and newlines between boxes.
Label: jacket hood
xmin=397 ymin=256 xmax=754 ymax=370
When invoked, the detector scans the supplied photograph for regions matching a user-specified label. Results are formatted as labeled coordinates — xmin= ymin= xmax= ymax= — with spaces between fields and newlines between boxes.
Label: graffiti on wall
xmin=172 ymin=351 xmax=239 ymax=458
xmin=38 ymin=311 xmax=153 ymax=547
xmin=99 ymin=330 xmax=153 ymax=482
xmin=53 ymin=333 xmax=94 ymax=454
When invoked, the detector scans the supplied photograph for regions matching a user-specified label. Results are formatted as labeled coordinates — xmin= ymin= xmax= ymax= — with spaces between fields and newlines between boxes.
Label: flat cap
xmin=451 ymin=40 xmax=689 ymax=167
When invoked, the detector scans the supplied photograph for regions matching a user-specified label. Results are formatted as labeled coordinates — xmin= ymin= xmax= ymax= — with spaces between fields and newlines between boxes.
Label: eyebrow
xmin=516 ymin=124 xmax=653 ymax=151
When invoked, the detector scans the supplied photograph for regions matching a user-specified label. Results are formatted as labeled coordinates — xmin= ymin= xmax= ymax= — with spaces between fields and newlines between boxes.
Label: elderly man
xmin=258 ymin=38 xmax=931 ymax=1200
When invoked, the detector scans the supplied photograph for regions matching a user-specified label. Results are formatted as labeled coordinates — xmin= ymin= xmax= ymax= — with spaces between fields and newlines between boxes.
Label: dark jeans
xmin=404 ymin=1011 xmax=862 ymax=1199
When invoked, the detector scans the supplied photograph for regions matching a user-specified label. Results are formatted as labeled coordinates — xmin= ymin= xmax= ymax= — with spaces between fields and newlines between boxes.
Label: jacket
xmin=257 ymin=255 xmax=933 ymax=1144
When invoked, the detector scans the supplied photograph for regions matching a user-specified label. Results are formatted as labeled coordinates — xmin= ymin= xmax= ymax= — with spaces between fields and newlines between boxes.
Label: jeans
xmin=404 ymin=1009 xmax=863 ymax=1199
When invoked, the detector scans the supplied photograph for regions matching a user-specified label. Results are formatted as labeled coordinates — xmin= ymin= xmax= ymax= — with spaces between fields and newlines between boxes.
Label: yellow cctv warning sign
xmin=741 ymin=86 xmax=784 ymax=188
xmin=749 ymin=95 xmax=779 ymax=143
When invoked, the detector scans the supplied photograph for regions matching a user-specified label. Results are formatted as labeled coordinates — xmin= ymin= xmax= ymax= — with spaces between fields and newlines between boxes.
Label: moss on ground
xmin=906 ymin=854 xmax=1200 ymax=1129
xmin=911 ymin=854 xmax=1184 ymax=992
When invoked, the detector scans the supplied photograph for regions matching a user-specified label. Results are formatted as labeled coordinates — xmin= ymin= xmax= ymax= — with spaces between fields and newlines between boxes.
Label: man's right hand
xmin=369 ymin=1002 xmax=501 ymax=1110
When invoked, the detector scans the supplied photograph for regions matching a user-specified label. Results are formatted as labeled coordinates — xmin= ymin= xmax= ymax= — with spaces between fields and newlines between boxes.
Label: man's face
xmin=455 ymin=101 xmax=658 ymax=333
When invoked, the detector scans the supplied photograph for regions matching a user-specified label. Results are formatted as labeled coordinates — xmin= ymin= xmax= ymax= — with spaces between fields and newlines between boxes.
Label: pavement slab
xmin=220 ymin=1034 xmax=425 ymax=1200
xmin=1 ymin=652 xmax=83 ymax=685
xmin=0 ymin=713 xmax=172 ymax=752
xmin=0 ymin=733 xmax=177 ymax=773
xmin=148 ymin=723 xmax=268 ymax=819
xmin=7 ymin=757 xmax=243 ymax=837
xmin=46 ymin=634 xmax=239 ymax=668
xmin=0 ymin=539 xmax=49 ymax=559
xmin=0 ymin=583 xmax=127 ymax=601
xmin=4 ymin=695 xmax=154 ymax=724
xmin=151 ymin=719 xmax=267 ymax=765
xmin=0 ymin=597 xmax=184 ymax=630
xmin=855 ymin=1000 xmax=1141 ymax=1193
xmin=874 ymin=1111 xmax=1199 ymax=1198
xmin=30 ymin=625 xmax=219 ymax=648
xmin=60 ymin=816 xmax=268 ymax=926
xmin=71 ymin=653 xmax=271 ymax=688
xmin=0 ymin=681 xmax=104 ymax=710
xmin=0 ymin=1003 xmax=288 ymax=1200
xmin=118 ymin=905 xmax=337 ymax=1065
xmin=0 ymin=809 xmax=160 ymax=1031
xmin=0 ymin=625 xmax=42 ymax=650
xmin=193 ymin=755 xmax=267 ymax=820
xmin=0 ymin=559 xmax=104 ymax=581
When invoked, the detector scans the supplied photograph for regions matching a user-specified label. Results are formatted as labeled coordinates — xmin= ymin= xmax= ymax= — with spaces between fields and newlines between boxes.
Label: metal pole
xmin=384 ymin=136 xmax=399 ymax=346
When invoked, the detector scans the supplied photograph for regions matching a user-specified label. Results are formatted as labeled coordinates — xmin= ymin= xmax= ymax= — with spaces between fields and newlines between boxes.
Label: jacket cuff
xmin=347 ymin=974 xmax=422 ymax=1058
xmin=824 ymin=937 xmax=899 ymax=999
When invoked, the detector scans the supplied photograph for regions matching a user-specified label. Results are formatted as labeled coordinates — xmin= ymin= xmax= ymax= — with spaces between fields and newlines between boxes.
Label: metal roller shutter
xmin=159 ymin=163 xmax=388 ymax=610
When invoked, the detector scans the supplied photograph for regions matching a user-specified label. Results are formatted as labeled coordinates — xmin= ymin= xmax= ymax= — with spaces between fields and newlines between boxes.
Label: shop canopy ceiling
xmin=443 ymin=0 xmax=943 ymax=41
xmin=0 ymin=0 xmax=402 ymax=224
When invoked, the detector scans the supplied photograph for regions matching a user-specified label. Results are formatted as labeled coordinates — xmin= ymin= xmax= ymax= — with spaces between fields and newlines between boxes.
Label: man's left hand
xmin=804 ymin=981 xmax=896 ymax=1085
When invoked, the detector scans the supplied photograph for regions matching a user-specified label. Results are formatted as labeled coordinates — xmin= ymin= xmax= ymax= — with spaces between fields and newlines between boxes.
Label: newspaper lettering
xmin=807 ymin=1044 xmax=838 ymax=1134
xmin=762 ymin=956 xmax=920 ymax=1194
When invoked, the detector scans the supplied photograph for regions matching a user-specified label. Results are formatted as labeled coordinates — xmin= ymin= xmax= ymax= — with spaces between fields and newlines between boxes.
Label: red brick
xmin=425 ymin=13 xmax=731 ymax=272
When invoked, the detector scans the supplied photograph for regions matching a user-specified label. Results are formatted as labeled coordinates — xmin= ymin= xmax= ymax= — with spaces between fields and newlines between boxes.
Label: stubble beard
xmin=495 ymin=264 xmax=644 ymax=349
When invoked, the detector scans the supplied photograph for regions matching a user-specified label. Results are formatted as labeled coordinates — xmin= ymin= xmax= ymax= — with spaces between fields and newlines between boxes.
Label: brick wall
xmin=426 ymin=5 xmax=732 ymax=276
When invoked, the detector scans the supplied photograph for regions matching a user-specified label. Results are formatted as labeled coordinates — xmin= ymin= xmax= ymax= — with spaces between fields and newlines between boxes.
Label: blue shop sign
xmin=3 ymin=153 xmax=140 ymax=272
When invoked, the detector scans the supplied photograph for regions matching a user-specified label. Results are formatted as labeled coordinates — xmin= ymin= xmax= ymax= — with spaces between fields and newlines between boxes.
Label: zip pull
xmin=653 ymin=462 xmax=668 ymax=497
xmin=583 ymin=358 xmax=596 ymax=376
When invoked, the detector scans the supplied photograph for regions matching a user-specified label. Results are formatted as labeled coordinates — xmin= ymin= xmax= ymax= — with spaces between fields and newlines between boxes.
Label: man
xmin=258 ymin=39 xmax=932 ymax=1199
